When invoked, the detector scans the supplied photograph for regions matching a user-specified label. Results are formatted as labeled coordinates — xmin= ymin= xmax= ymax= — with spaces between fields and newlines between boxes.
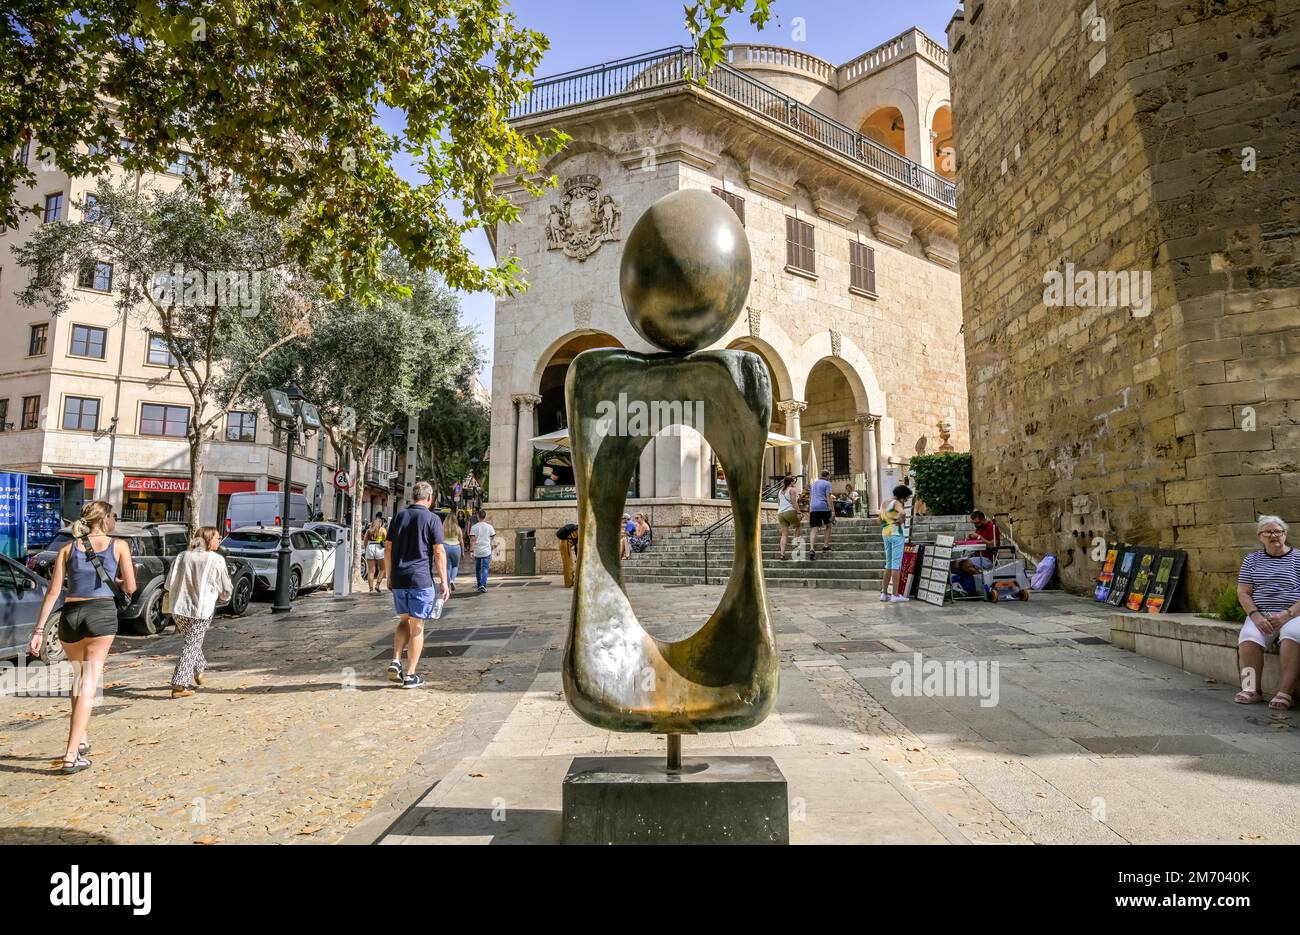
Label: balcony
xmin=510 ymin=46 xmax=956 ymax=209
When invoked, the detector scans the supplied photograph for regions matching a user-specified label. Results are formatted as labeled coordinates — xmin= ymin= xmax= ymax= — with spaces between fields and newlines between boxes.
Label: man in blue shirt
xmin=809 ymin=470 xmax=835 ymax=558
xmin=383 ymin=481 xmax=449 ymax=688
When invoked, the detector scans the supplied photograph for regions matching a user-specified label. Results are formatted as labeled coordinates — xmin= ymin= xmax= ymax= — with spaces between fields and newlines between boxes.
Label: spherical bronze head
xmin=619 ymin=189 xmax=752 ymax=354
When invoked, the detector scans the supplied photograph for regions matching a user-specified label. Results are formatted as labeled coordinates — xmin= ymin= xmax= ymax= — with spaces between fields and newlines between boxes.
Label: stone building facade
xmin=486 ymin=31 xmax=969 ymax=573
xmin=946 ymin=1 xmax=1299 ymax=609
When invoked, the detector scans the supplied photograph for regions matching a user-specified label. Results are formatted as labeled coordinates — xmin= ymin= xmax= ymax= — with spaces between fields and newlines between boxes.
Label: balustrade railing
xmin=510 ymin=46 xmax=957 ymax=209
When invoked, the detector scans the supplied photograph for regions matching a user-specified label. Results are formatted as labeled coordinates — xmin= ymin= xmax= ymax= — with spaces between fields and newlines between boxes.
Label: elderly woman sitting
xmin=1236 ymin=515 xmax=1300 ymax=710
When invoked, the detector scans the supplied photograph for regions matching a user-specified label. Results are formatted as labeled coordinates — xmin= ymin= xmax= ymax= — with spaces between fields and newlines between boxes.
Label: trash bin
xmin=515 ymin=529 xmax=536 ymax=577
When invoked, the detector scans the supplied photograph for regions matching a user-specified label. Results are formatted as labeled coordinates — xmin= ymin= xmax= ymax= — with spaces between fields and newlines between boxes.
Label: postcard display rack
xmin=916 ymin=534 xmax=954 ymax=606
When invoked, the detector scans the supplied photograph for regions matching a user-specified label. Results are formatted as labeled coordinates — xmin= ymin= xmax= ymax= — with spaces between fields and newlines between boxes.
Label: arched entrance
xmin=525 ymin=331 xmax=624 ymax=500
xmin=860 ymin=106 xmax=907 ymax=158
xmin=931 ymin=104 xmax=954 ymax=180
xmin=803 ymin=357 xmax=867 ymax=490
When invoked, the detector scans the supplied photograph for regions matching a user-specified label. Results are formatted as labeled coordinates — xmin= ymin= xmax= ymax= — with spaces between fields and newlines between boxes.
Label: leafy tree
xmin=12 ymin=179 xmax=315 ymax=529
xmin=416 ymin=387 xmax=490 ymax=503
xmin=2 ymin=1 xmax=772 ymax=298
xmin=231 ymin=253 xmax=478 ymax=585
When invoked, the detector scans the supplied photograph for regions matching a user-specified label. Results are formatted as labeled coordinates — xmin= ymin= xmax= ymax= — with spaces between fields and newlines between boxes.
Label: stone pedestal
xmin=561 ymin=755 xmax=789 ymax=844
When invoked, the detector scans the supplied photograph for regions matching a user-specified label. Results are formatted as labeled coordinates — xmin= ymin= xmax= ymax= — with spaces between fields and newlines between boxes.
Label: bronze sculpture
xmin=563 ymin=189 xmax=779 ymax=741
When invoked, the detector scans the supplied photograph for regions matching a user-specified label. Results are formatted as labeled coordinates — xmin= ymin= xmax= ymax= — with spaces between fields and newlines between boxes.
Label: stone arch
xmin=793 ymin=330 xmax=885 ymax=417
xmin=531 ymin=329 xmax=626 ymax=431
xmin=859 ymin=106 xmax=907 ymax=158
xmin=928 ymin=101 xmax=954 ymax=180
xmin=724 ymin=334 xmax=795 ymax=402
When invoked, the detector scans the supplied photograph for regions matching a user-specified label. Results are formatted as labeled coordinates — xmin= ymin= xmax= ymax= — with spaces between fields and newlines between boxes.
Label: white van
xmin=224 ymin=491 xmax=311 ymax=531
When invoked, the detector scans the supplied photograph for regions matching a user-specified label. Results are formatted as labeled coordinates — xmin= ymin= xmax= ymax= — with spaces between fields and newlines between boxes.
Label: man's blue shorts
xmin=393 ymin=587 xmax=438 ymax=620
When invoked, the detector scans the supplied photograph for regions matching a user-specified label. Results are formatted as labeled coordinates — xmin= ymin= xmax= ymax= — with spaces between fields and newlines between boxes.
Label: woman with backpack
xmin=164 ymin=526 xmax=233 ymax=698
xmin=28 ymin=500 xmax=137 ymax=774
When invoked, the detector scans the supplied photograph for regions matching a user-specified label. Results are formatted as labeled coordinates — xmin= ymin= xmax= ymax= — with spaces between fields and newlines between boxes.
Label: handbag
xmin=79 ymin=535 xmax=133 ymax=612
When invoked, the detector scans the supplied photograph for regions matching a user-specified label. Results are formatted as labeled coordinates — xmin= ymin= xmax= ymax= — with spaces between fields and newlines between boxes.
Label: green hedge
xmin=1213 ymin=584 xmax=1246 ymax=622
xmin=909 ymin=452 xmax=973 ymax=516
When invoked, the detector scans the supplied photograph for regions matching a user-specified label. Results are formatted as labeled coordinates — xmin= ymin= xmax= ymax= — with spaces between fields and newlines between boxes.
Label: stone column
xmin=778 ymin=400 xmax=807 ymax=480
xmin=856 ymin=413 xmax=881 ymax=512
xmin=512 ymin=393 xmax=541 ymax=502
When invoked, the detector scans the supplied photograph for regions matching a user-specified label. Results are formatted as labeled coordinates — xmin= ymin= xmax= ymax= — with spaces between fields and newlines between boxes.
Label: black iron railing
xmin=690 ymin=477 xmax=788 ymax=582
xmin=510 ymin=47 xmax=957 ymax=209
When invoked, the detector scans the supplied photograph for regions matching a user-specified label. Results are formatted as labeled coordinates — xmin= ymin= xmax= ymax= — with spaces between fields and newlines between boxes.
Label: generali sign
xmin=123 ymin=477 xmax=191 ymax=493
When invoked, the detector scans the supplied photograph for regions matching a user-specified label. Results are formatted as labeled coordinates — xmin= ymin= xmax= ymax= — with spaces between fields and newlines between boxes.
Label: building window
xmin=77 ymin=260 xmax=113 ymax=292
xmin=166 ymin=151 xmax=195 ymax=176
xmin=821 ymin=430 xmax=850 ymax=479
xmin=82 ymin=193 xmax=108 ymax=226
xmin=62 ymin=396 xmax=99 ymax=431
xmin=69 ymin=324 xmax=107 ymax=359
xmin=43 ymin=192 xmax=63 ymax=223
xmin=0 ymin=399 xmax=8 ymax=431
xmin=147 ymin=333 xmax=180 ymax=367
xmin=16 ymin=138 xmax=30 ymax=166
xmin=850 ymin=241 xmax=876 ymax=295
xmin=226 ymin=411 xmax=256 ymax=442
xmin=140 ymin=403 xmax=189 ymax=437
xmin=117 ymin=138 xmax=133 ymax=165
xmin=21 ymin=396 xmax=39 ymax=430
xmin=28 ymin=323 xmax=47 ymax=356
xmin=711 ymin=187 xmax=746 ymax=226
xmin=785 ymin=216 xmax=815 ymax=274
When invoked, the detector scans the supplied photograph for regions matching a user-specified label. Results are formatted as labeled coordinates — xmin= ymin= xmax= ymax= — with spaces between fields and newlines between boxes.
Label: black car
xmin=28 ymin=522 xmax=256 ymax=635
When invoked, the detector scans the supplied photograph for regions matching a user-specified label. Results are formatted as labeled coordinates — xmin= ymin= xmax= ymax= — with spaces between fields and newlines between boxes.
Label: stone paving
xmin=0 ymin=588 xmax=481 ymax=844
xmin=4 ymin=576 xmax=1298 ymax=844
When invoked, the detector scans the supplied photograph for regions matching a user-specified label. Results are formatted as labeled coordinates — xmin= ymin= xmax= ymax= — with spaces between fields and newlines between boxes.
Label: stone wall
xmin=947 ymin=0 xmax=1300 ymax=610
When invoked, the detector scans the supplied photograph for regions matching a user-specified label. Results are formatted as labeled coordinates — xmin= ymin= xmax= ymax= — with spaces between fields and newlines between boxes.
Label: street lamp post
xmin=264 ymin=383 xmax=321 ymax=614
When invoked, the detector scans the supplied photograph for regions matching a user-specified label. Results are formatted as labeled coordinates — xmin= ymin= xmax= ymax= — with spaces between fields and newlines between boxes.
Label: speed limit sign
xmin=333 ymin=470 xmax=352 ymax=490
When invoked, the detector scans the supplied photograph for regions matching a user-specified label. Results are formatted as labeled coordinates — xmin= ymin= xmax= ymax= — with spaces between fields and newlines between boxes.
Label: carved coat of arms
xmin=545 ymin=175 xmax=621 ymax=261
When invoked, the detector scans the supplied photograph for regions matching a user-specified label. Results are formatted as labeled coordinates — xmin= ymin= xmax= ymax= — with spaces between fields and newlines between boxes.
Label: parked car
xmin=224 ymin=491 xmax=311 ymax=532
xmin=0 ymin=555 xmax=63 ymax=663
xmin=28 ymin=523 xmax=256 ymax=635
xmin=220 ymin=526 xmax=338 ymax=601
xmin=305 ymin=521 xmax=349 ymax=544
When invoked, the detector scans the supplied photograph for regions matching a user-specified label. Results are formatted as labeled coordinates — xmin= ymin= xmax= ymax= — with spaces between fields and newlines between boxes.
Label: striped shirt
xmin=1238 ymin=548 xmax=1300 ymax=612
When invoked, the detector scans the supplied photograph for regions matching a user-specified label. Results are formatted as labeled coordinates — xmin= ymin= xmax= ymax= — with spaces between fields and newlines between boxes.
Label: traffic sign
xmin=333 ymin=470 xmax=352 ymax=490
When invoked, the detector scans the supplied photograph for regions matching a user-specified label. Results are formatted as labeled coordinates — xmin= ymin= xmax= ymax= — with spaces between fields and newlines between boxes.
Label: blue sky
xmin=401 ymin=0 xmax=961 ymax=388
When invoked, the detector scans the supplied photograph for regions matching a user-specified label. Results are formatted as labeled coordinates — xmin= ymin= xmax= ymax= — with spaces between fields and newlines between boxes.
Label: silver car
xmin=0 ymin=554 xmax=64 ymax=663
xmin=220 ymin=526 xmax=338 ymax=601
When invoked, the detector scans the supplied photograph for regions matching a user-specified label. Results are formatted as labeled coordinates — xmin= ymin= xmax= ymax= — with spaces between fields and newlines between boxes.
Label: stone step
xmin=628 ymin=556 xmax=883 ymax=570
xmin=622 ymin=572 xmax=882 ymax=590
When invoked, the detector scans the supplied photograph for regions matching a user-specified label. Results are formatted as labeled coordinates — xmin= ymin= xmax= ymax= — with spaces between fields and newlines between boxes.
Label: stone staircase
xmin=622 ymin=513 xmax=976 ymax=591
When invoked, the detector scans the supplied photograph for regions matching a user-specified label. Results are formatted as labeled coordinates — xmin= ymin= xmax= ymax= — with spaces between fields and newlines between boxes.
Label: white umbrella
xmin=533 ymin=428 xmax=802 ymax=451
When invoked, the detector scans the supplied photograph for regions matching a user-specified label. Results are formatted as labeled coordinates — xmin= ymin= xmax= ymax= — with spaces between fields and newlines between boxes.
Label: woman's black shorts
xmin=58 ymin=599 xmax=120 ymax=642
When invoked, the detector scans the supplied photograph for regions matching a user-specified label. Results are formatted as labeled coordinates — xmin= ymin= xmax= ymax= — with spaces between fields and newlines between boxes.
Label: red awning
xmin=55 ymin=472 xmax=97 ymax=491
xmin=267 ymin=482 xmax=278 ymax=492
xmin=218 ymin=480 xmax=257 ymax=495
xmin=124 ymin=476 xmax=191 ymax=493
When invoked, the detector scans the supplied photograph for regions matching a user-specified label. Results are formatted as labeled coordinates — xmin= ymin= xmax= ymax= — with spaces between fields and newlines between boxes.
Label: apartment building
xmin=0 ymin=141 xmax=341 ymax=527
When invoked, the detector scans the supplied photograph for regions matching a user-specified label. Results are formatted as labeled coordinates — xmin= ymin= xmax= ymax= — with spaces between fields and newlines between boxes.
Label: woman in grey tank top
xmin=29 ymin=500 xmax=137 ymax=774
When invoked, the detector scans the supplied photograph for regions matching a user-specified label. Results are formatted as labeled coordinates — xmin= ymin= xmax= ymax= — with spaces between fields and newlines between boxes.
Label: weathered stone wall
xmin=948 ymin=0 xmax=1300 ymax=610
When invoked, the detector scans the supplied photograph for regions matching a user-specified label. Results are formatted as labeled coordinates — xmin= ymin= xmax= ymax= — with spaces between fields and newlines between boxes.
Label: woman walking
xmin=364 ymin=517 xmax=388 ymax=592
xmin=777 ymin=475 xmax=802 ymax=560
xmin=28 ymin=500 xmax=136 ymax=774
xmin=880 ymin=484 xmax=912 ymax=603
xmin=164 ymin=526 xmax=233 ymax=698
xmin=442 ymin=511 xmax=464 ymax=593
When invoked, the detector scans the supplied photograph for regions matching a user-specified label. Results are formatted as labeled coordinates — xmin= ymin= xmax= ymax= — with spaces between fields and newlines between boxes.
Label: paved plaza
xmin=2 ymin=578 xmax=1296 ymax=844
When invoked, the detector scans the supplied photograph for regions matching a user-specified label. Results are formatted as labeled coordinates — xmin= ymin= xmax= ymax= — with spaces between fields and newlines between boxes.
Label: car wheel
xmin=37 ymin=612 xmax=65 ymax=665
xmin=288 ymin=568 xmax=301 ymax=602
xmin=135 ymin=587 xmax=168 ymax=635
xmin=228 ymin=576 xmax=253 ymax=616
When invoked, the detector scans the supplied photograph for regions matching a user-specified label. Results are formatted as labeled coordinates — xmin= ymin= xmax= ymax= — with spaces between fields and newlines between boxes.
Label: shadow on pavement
xmin=0 ymin=826 xmax=115 ymax=844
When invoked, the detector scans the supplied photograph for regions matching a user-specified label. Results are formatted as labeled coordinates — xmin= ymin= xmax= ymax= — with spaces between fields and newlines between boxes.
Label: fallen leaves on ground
xmin=468 ymin=771 xmax=487 ymax=778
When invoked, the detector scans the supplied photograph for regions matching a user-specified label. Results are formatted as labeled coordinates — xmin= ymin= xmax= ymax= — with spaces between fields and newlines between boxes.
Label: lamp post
xmin=389 ymin=424 xmax=405 ymax=512
xmin=264 ymin=383 xmax=321 ymax=613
